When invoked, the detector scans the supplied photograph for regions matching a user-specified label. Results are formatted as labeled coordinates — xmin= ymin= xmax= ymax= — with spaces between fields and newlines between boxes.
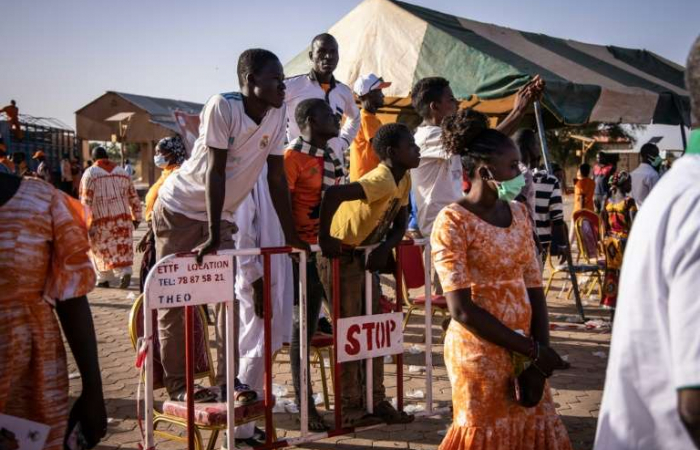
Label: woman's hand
xmin=68 ymin=392 xmax=107 ymax=448
xmin=136 ymin=228 xmax=152 ymax=253
xmin=534 ymin=344 xmax=570 ymax=376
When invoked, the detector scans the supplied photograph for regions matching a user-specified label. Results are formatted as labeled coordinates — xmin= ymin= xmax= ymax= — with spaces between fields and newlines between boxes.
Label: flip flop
xmin=173 ymin=384 xmax=217 ymax=403
xmin=220 ymin=379 xmax=258 ymax=406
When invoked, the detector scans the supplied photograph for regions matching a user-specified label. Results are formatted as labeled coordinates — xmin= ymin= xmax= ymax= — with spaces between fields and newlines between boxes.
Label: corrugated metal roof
xmin=0 ymin=113 xmax=74 ymax=131
xmin=112 ymin=91 xmax=203 ymax=117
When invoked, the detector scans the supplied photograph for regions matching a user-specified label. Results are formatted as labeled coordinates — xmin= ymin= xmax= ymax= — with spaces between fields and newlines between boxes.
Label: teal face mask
xmin=651 ymin=156 xmax=663 ymax=168
xmin=494 ymin=173 xmax=526 ymax=202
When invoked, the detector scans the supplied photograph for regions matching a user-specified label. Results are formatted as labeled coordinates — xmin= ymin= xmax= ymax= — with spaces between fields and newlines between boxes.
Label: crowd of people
xmin=1 ymin=28 xmax=699 ymax=450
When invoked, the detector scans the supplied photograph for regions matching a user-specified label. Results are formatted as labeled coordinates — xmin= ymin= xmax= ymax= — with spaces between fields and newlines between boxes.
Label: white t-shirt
xmin=411 ymin=125 xmax=463 ymax=237
xmin=595 ymin=155 xmax=700 ymax=450
xmin=158 ymin=92 xmax=286 ymax=222
xmin=630 ymin=162 xmax=660 ymax=208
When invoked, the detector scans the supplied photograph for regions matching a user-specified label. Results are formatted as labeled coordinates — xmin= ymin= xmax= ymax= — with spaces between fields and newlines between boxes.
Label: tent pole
xmin=681 ymin=124 xmax=688 ymax=155
xmin=533 ymin=101 xmax=552 ymax=173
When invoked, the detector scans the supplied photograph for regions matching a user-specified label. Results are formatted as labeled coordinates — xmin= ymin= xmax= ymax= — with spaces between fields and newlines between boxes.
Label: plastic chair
xmin=128 ymin=295 xmax=271 ymax=450
xmin=398 ymin=245 xmax=449 ymax=341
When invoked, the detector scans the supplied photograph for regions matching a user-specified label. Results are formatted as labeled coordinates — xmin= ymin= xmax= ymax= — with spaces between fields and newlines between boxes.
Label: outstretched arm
xmin=496 ymin=76 xmax=544 ymax=137
xmin=194 ymin=147 xmax=227 ymax=263
xmin=55 ymin=296 xmax=107 ymax=448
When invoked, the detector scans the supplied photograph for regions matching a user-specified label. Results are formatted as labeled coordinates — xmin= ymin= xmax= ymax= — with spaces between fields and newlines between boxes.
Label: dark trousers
xmin=290 ymin=257 xmax=328 ymax=409
xmin=317 ymin=253 xmax=385 ymax=409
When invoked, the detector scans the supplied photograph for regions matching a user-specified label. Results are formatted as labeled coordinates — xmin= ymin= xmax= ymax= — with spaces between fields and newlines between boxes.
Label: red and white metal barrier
xmin=142 ymin=239 xmax=447 ymax=450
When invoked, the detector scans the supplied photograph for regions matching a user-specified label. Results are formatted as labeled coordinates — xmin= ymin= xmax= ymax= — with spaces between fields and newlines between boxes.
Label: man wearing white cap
xmin=349 ymin=73 xmax=392 ymax=182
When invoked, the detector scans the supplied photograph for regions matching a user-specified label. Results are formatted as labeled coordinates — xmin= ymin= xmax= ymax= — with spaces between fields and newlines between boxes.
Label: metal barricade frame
xmin=141 ymin=239 xmax=448 ymax=450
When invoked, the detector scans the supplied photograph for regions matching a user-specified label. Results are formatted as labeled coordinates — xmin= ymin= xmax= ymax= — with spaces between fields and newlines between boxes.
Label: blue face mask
xmin=493 ymin=173 xmax=526 ymax=202
xmin=651 ymin=156 xmax=663 ymax=168
xmin=153 ymin=154 xmax=168 ymax=168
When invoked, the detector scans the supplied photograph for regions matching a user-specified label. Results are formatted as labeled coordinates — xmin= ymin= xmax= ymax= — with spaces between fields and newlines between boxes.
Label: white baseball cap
xmin=353 ymin=73 xmax=392 ymax=97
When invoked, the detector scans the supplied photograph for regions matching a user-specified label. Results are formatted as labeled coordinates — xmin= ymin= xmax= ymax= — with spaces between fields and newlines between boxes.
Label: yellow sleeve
xmin=357 ymin=167 xmax=395 ymax=204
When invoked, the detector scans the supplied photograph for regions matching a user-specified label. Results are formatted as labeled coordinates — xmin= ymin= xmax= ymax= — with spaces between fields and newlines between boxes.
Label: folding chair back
xmin=128 ymin=294 xmax=215 ymax=389
xmin=574 ymin=212 xmax=602 ymax=264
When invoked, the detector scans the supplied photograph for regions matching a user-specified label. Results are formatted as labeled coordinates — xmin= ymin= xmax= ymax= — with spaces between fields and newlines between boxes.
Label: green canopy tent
xmin=285 ymin=0 xmax=690 ymax=129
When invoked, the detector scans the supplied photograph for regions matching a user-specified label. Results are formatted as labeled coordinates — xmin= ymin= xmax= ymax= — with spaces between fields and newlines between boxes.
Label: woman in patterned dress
xmin=431 ymin=109 xmax=572 ymax=450
xmin=0 ymin=173 xmax=107 ymax=450
xmin=600 ymin=171 xmax=637 ymax=317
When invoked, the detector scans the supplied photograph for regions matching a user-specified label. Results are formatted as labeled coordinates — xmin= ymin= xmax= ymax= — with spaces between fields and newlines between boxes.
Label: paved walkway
xmin=70 ymin=206 xmax=610 ymax=450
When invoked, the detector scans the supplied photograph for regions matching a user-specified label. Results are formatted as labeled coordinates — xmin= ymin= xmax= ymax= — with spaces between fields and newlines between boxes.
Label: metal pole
xmin=144 ymin=297 xmax=155 ymax=450
xmin=185 ymin=305 xmax=195 ymax=450
xmin=332 ymin=258 xmax=342 ymax=430
xmin=226 ymin=295 xmax=236 ymax=450
xmin=298 ymin=252 xmax=309 ymax=436
xmin=422 ymin=242 xmax=433 ymax=414
xmin=364 ymin=249 xmax=374 ymax=415
xmin=681 ymin=124 xmax=688 ymax=155
xmin=394 ymin=248 xmax=404 ymax=412
xmin=263 ymin=254 xmax=274 ymax=445
xmin=533 ymin=100 xmax=552 ymax=173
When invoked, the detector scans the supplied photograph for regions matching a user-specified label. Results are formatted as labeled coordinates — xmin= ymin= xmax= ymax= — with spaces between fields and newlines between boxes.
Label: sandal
xmin=173 ymin=384 xmax=217 ymax=403
xmin=373 ymin=400 xmax=415 ymax=424
xmin=296 ymin=409 xmax=330 ymax=432
xmin=341 ymin=408 xmax=383 ymax=428
xmin=220 ymin=379 xmax=258 ymax=406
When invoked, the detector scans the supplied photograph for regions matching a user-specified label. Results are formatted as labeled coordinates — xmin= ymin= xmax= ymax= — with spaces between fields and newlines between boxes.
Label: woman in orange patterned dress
xmin=431 ymin=109 xmax=572 ymax=450
xmin=0 ymin=173 xmax=107 ymax=450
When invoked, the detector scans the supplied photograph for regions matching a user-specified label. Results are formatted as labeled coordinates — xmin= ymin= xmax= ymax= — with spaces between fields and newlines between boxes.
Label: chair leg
xmin=206 ymin=429 xmax=219 ymax=450
xmin=327 ymin=347 xmax=336 ymax=406
xmin=544 ymin=272 xmax=557 ymax=297
xmin=402 ymin=306 xmax=416 ymax=330
xmin=194 ymin=427 xmax=205 ymax=450
xmin=312 ymin=347 xmax=330 ymax=410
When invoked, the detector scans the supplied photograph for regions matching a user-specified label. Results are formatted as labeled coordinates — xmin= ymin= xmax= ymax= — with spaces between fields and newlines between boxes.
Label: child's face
xmin=432 ymin=86 xmax=458 ymax=124
xmin=390 ymin=131 xmax=421 ymax=169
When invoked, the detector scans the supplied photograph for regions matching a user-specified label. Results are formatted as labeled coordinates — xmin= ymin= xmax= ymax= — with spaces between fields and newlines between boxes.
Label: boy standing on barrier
xmin=151 ymin=48 xmax=308 ymax=403
xmin=284 ymin=98 xmax=343 ymax=431
xmin=317 ymin=123 xmax=420 ymax=427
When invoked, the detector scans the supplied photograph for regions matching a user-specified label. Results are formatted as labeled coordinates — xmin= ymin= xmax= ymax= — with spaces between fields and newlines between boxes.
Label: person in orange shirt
xmin=570 ymin=163 xmax=596 ymax=244
xmin=574 ymin=163 xmax=595 ymax=212
xmin=349 ymin=73 xmax=392 ymax=181
xmin=284 ymin=98 xmax=341 ymax=432
xmin=1 ymin=100 xmax=23 ymax=141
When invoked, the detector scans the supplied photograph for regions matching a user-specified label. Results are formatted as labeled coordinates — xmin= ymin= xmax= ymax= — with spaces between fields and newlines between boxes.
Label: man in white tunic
xmin=232 ymin=165 xmax=293 ymax=445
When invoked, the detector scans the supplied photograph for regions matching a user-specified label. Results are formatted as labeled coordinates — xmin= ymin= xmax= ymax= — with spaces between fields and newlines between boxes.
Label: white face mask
xmin=153 ymin=154 xmax=168 ymax=168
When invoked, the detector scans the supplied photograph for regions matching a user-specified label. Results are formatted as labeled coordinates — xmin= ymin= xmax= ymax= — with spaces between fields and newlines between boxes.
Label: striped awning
xmin=284 ymin=0 xmax=690 ymax=126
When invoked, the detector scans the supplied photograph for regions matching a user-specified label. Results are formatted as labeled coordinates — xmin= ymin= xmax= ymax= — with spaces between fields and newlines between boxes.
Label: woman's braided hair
xmin=441 ymin=108 xmax=512 ymax=177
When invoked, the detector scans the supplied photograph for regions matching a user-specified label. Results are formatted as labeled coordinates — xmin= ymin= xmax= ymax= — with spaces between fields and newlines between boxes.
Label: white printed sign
xmin=0 ymin=414 xmax=50 ymax=450
xmin=336 ymin=312 xmax=404 ymax=363
xmin=145 ymin=254 xmax=234 ymax=309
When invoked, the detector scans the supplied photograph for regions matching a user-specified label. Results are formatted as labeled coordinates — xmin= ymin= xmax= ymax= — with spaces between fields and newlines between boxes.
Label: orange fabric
xmin=573 ymin=178 xmax=595 ymax=212
xmin=0 ymin=156 xmax=14 ymax=173
xmin=145 ymin=164 xmax=178 ymax=222
xmin=94 ymin=158 xmax=117 ymax=173
xmin=0 ymin=179 xmax=95 ymax=450
xmin=284 ymin=149 xmax=324 ymax=244
xmin=320 ymin=83 xmax=331 ymax=94
xmin=349 ymin=109 xmax=383 ymax=182
xmin=431 ymin=202 xmax=572 ymax=450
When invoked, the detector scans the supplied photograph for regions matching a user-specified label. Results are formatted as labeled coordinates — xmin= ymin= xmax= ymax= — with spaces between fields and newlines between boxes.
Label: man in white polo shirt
xmin=595 ymin=36 xmax=700 ymax=449
xmin=285 ymin=33 xmax=360 ymax=165
xmin=153 ymin=48 xmax=307 ymax=402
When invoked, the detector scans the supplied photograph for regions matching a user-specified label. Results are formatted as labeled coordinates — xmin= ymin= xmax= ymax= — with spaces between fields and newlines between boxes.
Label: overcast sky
xmin=1 ymin=0 xmax=698 ymax=128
